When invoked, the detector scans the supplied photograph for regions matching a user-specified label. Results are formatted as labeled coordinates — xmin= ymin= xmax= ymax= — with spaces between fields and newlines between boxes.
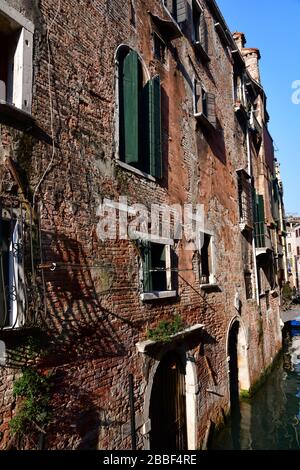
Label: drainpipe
xmin=246 ymin=119 xmax=260 ymax=305
xmin=129 ymin=374 xmax=137 ymax=450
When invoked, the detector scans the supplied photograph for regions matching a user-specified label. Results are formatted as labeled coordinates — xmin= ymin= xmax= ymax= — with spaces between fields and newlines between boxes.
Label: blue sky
xmin=217 ymin=0 xmax=300 ymax=215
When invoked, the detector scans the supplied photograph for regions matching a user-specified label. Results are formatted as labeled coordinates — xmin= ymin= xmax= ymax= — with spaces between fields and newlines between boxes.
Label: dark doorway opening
xmin=228 ymin=322 xmax=241 ymax=449
xmin=149 ymin=351 xmax=187 ymax=450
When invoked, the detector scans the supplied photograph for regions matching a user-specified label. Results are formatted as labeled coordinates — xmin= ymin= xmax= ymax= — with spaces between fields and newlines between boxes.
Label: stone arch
xmin=142 ymin=346 xmax=198 ymax=450
xmin=226 ymin=316 xmax=251 ymax=394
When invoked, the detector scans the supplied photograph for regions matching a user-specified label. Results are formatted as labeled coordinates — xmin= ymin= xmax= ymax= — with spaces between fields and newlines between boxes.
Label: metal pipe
xmin=129 ymin=374 xmax=137 ymax=450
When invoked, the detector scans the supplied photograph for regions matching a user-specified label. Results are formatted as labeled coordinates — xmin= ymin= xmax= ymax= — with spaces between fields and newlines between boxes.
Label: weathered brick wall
xmin=0 ymin=0 xmax=282 ymax=449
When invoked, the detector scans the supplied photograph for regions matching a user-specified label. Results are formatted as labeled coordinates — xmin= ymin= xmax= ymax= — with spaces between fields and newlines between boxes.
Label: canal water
xmin=211 ymin=328 xmax=300 ymax=450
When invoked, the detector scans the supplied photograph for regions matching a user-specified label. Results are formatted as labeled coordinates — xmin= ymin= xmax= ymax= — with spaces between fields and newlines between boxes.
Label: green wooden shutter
xmin=122 ymin=51 xmax=139 ymax=165
xmin=148 ymin=76 xmax=162 ymax=178
xmin=142 ymin=241 xmax=152 ymax=293
xmin=257 ymin=195 xmax=265 ymax=247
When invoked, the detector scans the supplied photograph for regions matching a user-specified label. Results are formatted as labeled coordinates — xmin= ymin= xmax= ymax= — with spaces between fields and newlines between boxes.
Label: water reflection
xmin=212 ymin=329 xmax=300 ymax=450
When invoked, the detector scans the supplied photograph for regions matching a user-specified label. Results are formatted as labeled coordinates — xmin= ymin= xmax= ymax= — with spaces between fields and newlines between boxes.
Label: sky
xmin=217 ymin=0 xmax=300 ymax=215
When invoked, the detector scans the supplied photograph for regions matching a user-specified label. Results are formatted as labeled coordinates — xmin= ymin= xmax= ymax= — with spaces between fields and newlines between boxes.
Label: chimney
xmin=232 ymin=32 xmax=246 ymax=52
xmin=242 ymin=48 xmax=261 ymax=83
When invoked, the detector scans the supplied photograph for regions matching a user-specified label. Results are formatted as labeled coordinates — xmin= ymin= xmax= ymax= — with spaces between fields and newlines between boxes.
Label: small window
xmin=141 ymin=241 xmax=175 ymax=293
xmin=0 ymin=7 xmax=33 ymax=113
xmin=153 ymin=33 xmax=166 ymax=63
xmin=130 ymin=0 xmax=136 ymax=27
xmin=193 ymin=79 xmax=216 ymax=128
xmin=297 ymin=247 xmax=300 ymax=257
xmin=192 ymin=0 xmax=208 ymax=58
xmin=244 ymin=272 xmax=253 ymax=300
xmin=199 ymin=233 xmax=215 ymax=285
xmin=288 ymin=243 xmax=291 ymax=253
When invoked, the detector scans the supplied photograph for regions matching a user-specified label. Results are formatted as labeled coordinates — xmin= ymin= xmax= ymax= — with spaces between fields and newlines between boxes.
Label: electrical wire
xmin=33 ymin=0 xmax=61 ymax=210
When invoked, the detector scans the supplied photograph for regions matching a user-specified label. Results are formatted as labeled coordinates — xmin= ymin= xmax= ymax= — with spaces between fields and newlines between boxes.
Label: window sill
xmin=0 ymin=100 xmax=34 ymax=129
xmin=200 ymin=284 xmax=221 ymax=292
xmin=141 ymin=291 xmax=177 ymax=301
xmin=116 ymin=160 xmax=156 ymax=182
xmin=193 ymin=41 xmax=210 ymax=63
xmin=136 ymin=324 xmax=204 ymax=354
xmin=194 ymin=112 xmax=215 ymax=131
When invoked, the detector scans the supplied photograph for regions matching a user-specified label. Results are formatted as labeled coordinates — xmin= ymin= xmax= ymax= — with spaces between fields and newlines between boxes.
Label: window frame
xmin=140 ymin=238 xmax=177 ymax=301
xmin=0 ymin=1 xmax=34 ymax=114
xmin=193 ymin=78 xmax=216 ymax=129
xmin=197 ymin=230 xmax=216 ymax=287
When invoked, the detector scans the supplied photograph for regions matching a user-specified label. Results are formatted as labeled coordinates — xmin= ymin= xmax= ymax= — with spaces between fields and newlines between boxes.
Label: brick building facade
xmin=0 ymin=0 xmax=286 ymax=450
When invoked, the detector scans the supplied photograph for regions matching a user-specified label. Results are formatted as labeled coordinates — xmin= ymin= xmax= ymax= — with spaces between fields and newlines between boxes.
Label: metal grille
xmin=238 ymin=176 xmax=253 ymax=227
xmin=0 ymin=197 xmax=41 ymax=331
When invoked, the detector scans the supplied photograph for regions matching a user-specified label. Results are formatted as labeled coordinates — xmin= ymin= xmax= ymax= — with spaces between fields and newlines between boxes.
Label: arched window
xmin=118 ymin=48 xmax=163 ymax=178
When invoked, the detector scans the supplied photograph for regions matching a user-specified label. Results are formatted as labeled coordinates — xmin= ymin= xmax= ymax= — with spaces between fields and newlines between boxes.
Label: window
xmin=297 ymin=247 xmax=300 ymax=257
xmin=163 ymin=0 xmax=187 ymax=24
xmin=233 ymin=73 xmax=245 ymax=105
xmin=118 ymin=49 xmax=162 ymax=178
xmin=237 ymin=170 xmax=253 ymax=230
xmin=244 ymin=271 xmax=253 ymax=300
xmin=192 ymin=1 xmax=209 ymax=60
xmin=141 ymin=241 xmax=177 ymax=299
xmin=288 ymin=243 xmax=292 ymax=253
xmin=193 ymin=79 xmax=216 ymax=128
xmin=0 ymin=4 xmax=33 ymax=113
xmin=153 ymin=33 xmax=166 ymax=63
xmin=0 ymin=218 xmax=24 ymax=329
xmin=199 ymin=232 xmax=215 ymax=285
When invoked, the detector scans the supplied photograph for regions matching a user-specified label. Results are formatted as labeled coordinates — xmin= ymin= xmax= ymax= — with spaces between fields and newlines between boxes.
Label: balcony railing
xmin=0 ymin=197 xmax=42 ymax=332
xmin=255 ymin=222 xmax=273 ymax=254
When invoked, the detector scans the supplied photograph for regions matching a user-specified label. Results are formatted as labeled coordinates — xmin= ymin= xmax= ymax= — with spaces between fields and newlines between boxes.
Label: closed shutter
xmin=149 ymin=76 xmax=162 ymax=179
xmin=200 ymin=12 xmax=208 ymax=53
xmin=142 ymin=241 xmax=152 ymax=293
xmin=121 ymin=51 xmax=139 ymax=165
xmin=257 ymin=195 xmax=265 ymax=247
xmin=195 ymin=80 xmax=203 ymax=114
xmin=206 ymin=92 xmax=216 ymax=127
xmin=176 ymin=0 xmax=187 ymax=23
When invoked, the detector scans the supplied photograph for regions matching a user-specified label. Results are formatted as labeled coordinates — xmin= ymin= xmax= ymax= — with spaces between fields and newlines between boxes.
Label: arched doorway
xmin=227 ymin=320 xmax=250 ymax=402
xmin=149 ymin=351 xmax=188 ymax=450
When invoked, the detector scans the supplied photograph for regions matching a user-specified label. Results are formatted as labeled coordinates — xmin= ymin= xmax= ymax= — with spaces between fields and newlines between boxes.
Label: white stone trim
xmin=0 ymin=0 xmax=34 ymax=33
xmin=140 ymin=290 xmax=177 ymax=301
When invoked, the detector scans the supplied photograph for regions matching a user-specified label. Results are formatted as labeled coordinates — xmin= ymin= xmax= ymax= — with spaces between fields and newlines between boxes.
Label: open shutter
xmin=194 ymin=80 xmax=203 ymax=115
xmin=200 ymin=12 xmax=208 ymax=53
xmin=122 ymin=51 xmax=139 ymax=165
xmin=165 ymin=0 xmax=174 ymax=15
xmin=176 ymin=0 xmax=187 ymax=23
xmin=206 ymin=92 xmax=216 ymax=127
xmin=149 ymin=76 xmax=162 ymax=179
xmin=142 ymin=241 xmax=152 ymax=293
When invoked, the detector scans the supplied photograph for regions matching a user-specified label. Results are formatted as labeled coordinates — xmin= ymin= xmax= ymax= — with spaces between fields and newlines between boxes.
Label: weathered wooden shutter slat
xmin=200 ymin=12 xmax=208 ymax=53
xmin=123 ymin=51 xmax=139 ymax=165
xmin=195 ymin=81 xmax=203 ymax=114
xmin=142 ymin=241 xmax=152 ymax=293
xmin=206 ymin=92 xmax=216 ymax=127
xmin=176 ymin=0 xmax=187 ymax=23
xmin=149 ymin=76 xmax=162 ymax=179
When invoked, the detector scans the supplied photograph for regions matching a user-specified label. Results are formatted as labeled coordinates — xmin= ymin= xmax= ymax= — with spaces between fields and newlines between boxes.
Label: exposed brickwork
xmin=0 ymin=0 xmax=284 ymax=450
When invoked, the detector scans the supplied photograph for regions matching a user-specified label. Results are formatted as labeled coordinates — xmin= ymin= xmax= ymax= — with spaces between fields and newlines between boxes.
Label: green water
xmin=211 ymin=330 xmax=300 ymax=450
